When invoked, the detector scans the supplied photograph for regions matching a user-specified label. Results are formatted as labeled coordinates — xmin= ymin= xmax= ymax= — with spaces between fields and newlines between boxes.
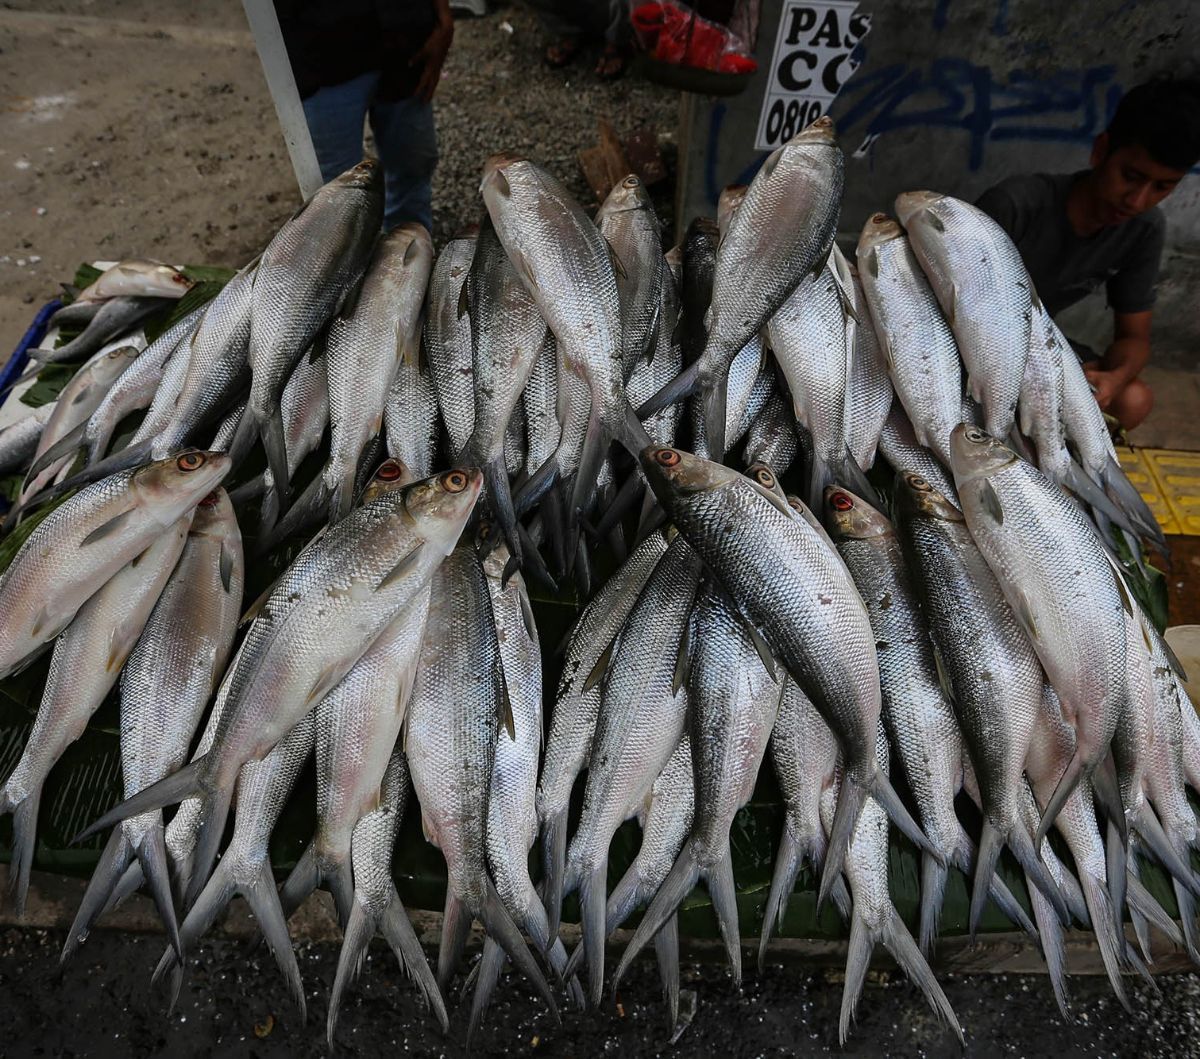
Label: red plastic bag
xmin=630 ymin=1 xmax=757 ymax=74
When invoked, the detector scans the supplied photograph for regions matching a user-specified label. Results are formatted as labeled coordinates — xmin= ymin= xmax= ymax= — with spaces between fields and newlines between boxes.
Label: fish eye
xmin=176 ymin=451 xmax=206 ymax=472
xmin=871 ymin=212 xmax=889 ymax=223
xmin=376 ymin=460 xmax=403 ymax=482
xmin=787 ymin=497 xmax=804 ymax=513
xmin=654 ymin=449 xmax=681 ymax=467
xmin=442 ymin=470 xmax=469 ymax=493
xmin=623 ymin=176 xmax=640 ymax=188
xmin=906 ymin=474 xmax=931 ymax=492
xmin=830 ymin=492 xmax=853 ymax=511
xmin=965 ymin=427 xmax=988 ymax=443
xmin=754 ymin=467 xmax=775 ymax=489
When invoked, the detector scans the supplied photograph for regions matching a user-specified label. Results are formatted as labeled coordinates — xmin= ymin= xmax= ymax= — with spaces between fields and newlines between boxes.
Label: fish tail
xmin=60 ymin=827 xmax=135 ymax=966
xmin=539 ymin=806 xmax=569 ymax=940
xmin=1 ymin=782 xmax=40 ymax=919
xmin=612 ymin=841 xmax=701 ymax=996
xmin=72 ymin=756 xmax=208 ymax=844
xmin=379 ymin=887 xmax=449 ymax=1030
xmin=328 ymin=899 xmax=373 ymax=1048
xmin=879 ymin=904 xmax=964 ymax=1045
xmin=1092 ymin=756 xmax=1128 ymax=842
xmin=1006 ymin=819 xmax=1071 ymax=926
xmin=259 ymin=471 xmax=331 ymax=552
xmin=590 ymin=471 xmax=643 ymax=541
xmin=969 ymin=818 xmax=1003 ymax=939
xmin=436 ymin=890 xmax=472 ymax=993
xmin=819 ymin=774 xmax=868 ymax=912
xmin=703 ymin=373 xmax=729 ymax=463
xmin=1125 ymin=858 xmax=1184 ymax=954
xmin=1036 ymin=749 xmax=1085 ymax=844
xmin=828 ymin=445 xmax=884 ymax=512
xmin=466 ymin=938 xmax=506 ymax=1049
xmin=1101 ymin=455 xmax=1168 ymax=549
xmin=617 ymin=398 xmax=654 ymax=461
xmin=951 ymin=825 xmax=1037 ymax=938
xmin=25 ymin=422 xmax=87 ymax=481
xmin=634 ymin=360 xmax=699 ymax=420
xmin=866 ymin=768 xmax=941 ymax=864
xmin=329 ymin=467 xmax=357 ymax=526
xmin=481 ymin=455 xmax=524 ymax=575
xmin=1126 ymin=855 xmax=1155 ymax=965
xmin=182 ymin=782 xmax=233 ymax=912
xmin=541 ymin=488 xmax=567 ymax=580
xmin=1061 ymin=459 xmax=1138 ymax=536
xmin=511 ymin=452 xmax=560 ymax=519
xmin=918 ymin=851 xmax=949 ymax=956
xmin=1028 ymin=880 xmax=1072 ymax=1021
xmin=136 ymin=820 xmax=183 ymax=962
xmin=578 ymin=861 xmax=611 ymax=1008
xmin=566 ymin=407 xmax=608 ymax=568
xmin=151 ymin=859 xmax=235 ymax=987
xmin=605 ymin=863 xmax=654 ymax=938
xmin=226 ymin=473 xmax=266 ymax=508
xmin=653 ymin=912 xmax=681 ymax=1030
xmin=1174 ymin=878 xmax=1200 ymax=966
xmin=635 ymin=484 xmax=663 ymax=545
xmin=1078 ymin=869 xmax=1132 ymax=1011
xmin=479 ymin=875 xmax=559 ymax=1021
xmin=1104 ymin=816 xmax=1131 ymax=963
xmin=1131 ymin=802 xmax=1200 ymax=898
xmin=103 ymin=860 xmax=145 ymax=917
xmin=279 ymin=843 xmax=354 ymax=927
xmin=707 ymin=847 xmax=742 ymax=985
xmin=548 ymin=937 xmax=587 ymax=1010
xmin=759 ymin=826 xmax=803 ymax=971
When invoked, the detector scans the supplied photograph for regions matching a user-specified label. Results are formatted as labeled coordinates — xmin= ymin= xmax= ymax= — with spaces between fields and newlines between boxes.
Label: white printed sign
xmin=755 ymin=1 xmax=871 ymax=152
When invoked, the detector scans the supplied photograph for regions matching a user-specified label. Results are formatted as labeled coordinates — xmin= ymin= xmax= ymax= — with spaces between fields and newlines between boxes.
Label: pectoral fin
xmin=81 ymin=507 xmax=135 ymax=546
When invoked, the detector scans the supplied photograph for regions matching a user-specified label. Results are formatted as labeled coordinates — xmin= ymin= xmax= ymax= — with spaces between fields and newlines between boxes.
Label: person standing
xmin=275 ymin=0 xmax=454 ymax=232
xmin=976 ymin=78 xmax=1200 ymax=432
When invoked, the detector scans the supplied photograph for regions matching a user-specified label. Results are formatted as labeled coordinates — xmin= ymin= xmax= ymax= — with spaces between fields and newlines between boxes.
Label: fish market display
xmin=0 ymin=121 xmax=1188 ymax=1052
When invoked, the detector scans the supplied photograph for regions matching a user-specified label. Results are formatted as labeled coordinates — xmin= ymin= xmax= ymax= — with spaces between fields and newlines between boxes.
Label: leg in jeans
xmin=300 ymin=72 xmax=378 ymax=184
xmin=369 ymin=95 xmax=438 ymax=232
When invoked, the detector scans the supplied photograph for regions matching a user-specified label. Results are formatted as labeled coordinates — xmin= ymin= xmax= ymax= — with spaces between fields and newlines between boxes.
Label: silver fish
xmin=328 ymin=747 xmax=447 ymax=1045
xmin=563 ymin=536 xmax=700 ymax=1005
xmin=614 ymin=583 xmax=783 ymax=988
xmin=0 ymin=450 xmax=229 ymax=678
xmin=537 ymin=529 xmax=669 ymax=937
xmin=716 ymin=184 xmax=748 ymax=241
xmin=78 ymin=467 xmax=481 ymax=906
xmin=424 ymin=230 xmax=478 ymax=460
xmin=856 ymin=213 xmax=961 ymax=467
xmin=697 ymin=117 xmax=842 ymax=459
xmin=818 ymin=721 xmax=963 ymax=1045
xmin=2 ymin=515 xmax=191 ymax=918
xmin=75 ymin=259 xmax=194 ymax=303
xmin=384 ymin=356 xmax=439 ymax=480
xmin=523 ymin=330 xmax=562 ymax=479
xmin=828 ymin=484 xmax=1035 ymax=949
xmin=950 ymin=425 xmax=1129 ymax=842
xmin=742 ymin=384 xmax=799 ymax=477
xmin=896 ymin=191 xmax=1033 ymax=440
xmin=597 ymin=175 xmax=663 ymax=379
xmin=245 ymin=161 xmax=384 ymax=502
xmin=0 ymin=402 xmax=55 ymax=476
xmin=405 ymin=547 xmax=558 ymax=1014
xmin=33 ymin=296 xmax=161 ymax=366
xmin=845 ymin=264 xmax=893 ymax=471
xmin=640 ymin=447 xmax=935 ymax=909
xmin=324 ymin=223 xmax=433 ymax=523
xmin=877 ymin=398 xmax=959 ymax=504
xmin=62 ymin=490 xmax=243 ymax=955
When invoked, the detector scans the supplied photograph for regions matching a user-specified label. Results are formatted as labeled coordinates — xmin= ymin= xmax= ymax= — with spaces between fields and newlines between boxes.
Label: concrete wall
xmin=677 ymin=0 xmax=1199 ymax=366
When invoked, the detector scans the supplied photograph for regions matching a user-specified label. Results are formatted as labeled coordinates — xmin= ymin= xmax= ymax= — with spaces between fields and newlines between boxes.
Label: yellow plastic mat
xmin=1117 ymin=447 xmax=1200 ymax=536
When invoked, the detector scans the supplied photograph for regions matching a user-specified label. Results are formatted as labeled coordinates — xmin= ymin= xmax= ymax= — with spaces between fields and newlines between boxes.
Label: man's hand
xmin=411 ymin=13 xmax=454 ymax=103
xmin=1083 ymin=365 xmax=1123 ymax=411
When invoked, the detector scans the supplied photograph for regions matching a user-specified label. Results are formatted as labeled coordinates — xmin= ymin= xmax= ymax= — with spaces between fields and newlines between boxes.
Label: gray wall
xmin=677 ymin=0 xmax=1199 ymax=366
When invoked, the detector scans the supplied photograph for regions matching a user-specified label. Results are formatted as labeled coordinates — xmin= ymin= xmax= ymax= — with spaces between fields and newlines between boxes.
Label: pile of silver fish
xmin=0 ymin=115 xmax=1192 ymax=1047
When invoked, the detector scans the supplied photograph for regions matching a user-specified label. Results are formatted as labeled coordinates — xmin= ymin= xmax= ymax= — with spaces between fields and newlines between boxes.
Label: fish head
xmin=189 ymin=486 xmax=235 ymax=534
xmin=479 ymin=151 xmax=530 ymax=202
xmin=402 ymin=467 xmax=484 ymax=542
xmin=823 ymin=486 xmax=892 ymax=540
xmin=385 ymin=222 xmax=435 ymax=267
xmin=134 ymin=449 xmax=232 ymax=512
xmin=601 ymin=174 xmax=652 ymax=216
xmin=108 ymin=343 xmax=141 ymax=363
xmin=363 ymin=457 xmax=417 ymax=502
xmin=948 ymin=423 xmax=1016 ymax=488
xmin=640 ymin=446 xmax=743 ymax=504
xmin=336 ymin=158 xmax=383 ymax=192
xmin=745 ymin=461 xmax=784 ymax=499
xmin=894 ymin=470 xmax=964 ymax=524
xmin=894 ymin=190 xmax=948 ymax=233
xmin=855 ymin=212 xmax=904 ymax=276
xmin=788 ymin=115 xmax=838 ymax=148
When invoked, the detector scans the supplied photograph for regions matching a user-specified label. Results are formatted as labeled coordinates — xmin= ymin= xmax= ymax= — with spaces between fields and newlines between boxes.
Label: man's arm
xmin=412 ymin=0 xmax=454 ymax=103
xmin=1083 ymin=310 xmax=1152 ymax=411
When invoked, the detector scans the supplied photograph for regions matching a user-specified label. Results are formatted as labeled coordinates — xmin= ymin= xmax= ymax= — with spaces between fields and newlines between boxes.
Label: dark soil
xmin=2 ymin=927 xmax=1197 ymax=1057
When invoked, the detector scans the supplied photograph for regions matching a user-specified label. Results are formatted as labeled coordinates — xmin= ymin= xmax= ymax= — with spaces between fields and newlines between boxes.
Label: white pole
xmin=242 ymin=0 xmax=324 ymax=200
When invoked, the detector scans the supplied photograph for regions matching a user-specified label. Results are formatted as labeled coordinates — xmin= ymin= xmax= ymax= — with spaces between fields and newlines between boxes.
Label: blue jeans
xmin=302 ymin=72 xmax=437 ymax=232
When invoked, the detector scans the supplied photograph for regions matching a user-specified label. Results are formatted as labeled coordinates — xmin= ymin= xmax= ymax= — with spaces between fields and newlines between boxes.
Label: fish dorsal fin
xmin=879 ymin=333 xmax=896 ymax=373
xmin=456 ymin=274 xmax=471 ymax=320
xmin=519 ymin=588 xmax=538 ymax=644
xmin=946 ymin=282 xmax=959 ymax=326
xmin=743 ymin=615 xmax=778 ymax=682
xmin=582 ymin=639 xmax=615 ymax=694
xmin=672 ymin=611 xmax=692 ymax=696
xmin=931 ymin=639 xmax=956 ymax=703
xmin=605 ymin=237 xmax=628 ymax=281
xmin=305 ymin=659 xmax=346 ymax=707
xmin=828 ymin=246 xmax=859 ymax=324
xmin=978 ymin=479 xmax=1004 ymax=524
xmin=865 ymin=246 xmax=880 ymax=279
xmin=80 ymin=507 xmax=136 ymax=547
xmin=925 ymin=208 xmax=945 ymax=233
xmin=377 ymin=543 xmax=424 ymax=592
xmin=336 ymin=269 xmax=367 ymax=321
xmin=1013 ymin=587 xmax=1040 ymax=643
xmin=219 ymin=541 xmax=235 ymax=593
xmin=397 ymin=318 xmax=421 ymax=368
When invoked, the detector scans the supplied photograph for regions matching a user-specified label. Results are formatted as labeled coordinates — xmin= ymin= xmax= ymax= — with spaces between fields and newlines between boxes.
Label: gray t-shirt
xmin=975 ymin=172 xmax=1165 ymax=317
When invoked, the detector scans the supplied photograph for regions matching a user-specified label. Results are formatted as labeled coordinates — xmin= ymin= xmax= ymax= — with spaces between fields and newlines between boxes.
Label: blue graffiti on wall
xmin=704 ymin=58 xmax=1124 ymax=206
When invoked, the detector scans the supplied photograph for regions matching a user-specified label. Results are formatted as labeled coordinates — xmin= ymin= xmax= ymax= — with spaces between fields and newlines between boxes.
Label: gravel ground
xmin=2 ymin=927 xmax=1198 ymax=1058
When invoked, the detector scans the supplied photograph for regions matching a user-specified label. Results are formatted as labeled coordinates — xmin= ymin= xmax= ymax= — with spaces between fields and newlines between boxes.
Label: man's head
xmin=1086 ymin=78 xmax=1200 ymax=227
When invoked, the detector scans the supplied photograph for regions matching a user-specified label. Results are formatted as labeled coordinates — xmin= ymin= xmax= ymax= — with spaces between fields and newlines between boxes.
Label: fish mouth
xmin=948 ymin=423 xmax=1016 ymax=485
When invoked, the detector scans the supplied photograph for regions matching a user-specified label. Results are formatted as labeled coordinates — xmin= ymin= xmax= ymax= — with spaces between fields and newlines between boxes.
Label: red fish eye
xmin=376 ymin=461 xmax=402 ymax=481
xmin=442 ymin=471 xmax=468 ymax=493
xmin=176 ymin=451 xmax=206 ymax=472
xmin=831 ymin=492 xmax=853 ymax=511
xmin=655 ymin=449 xmax=681 ymax=467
